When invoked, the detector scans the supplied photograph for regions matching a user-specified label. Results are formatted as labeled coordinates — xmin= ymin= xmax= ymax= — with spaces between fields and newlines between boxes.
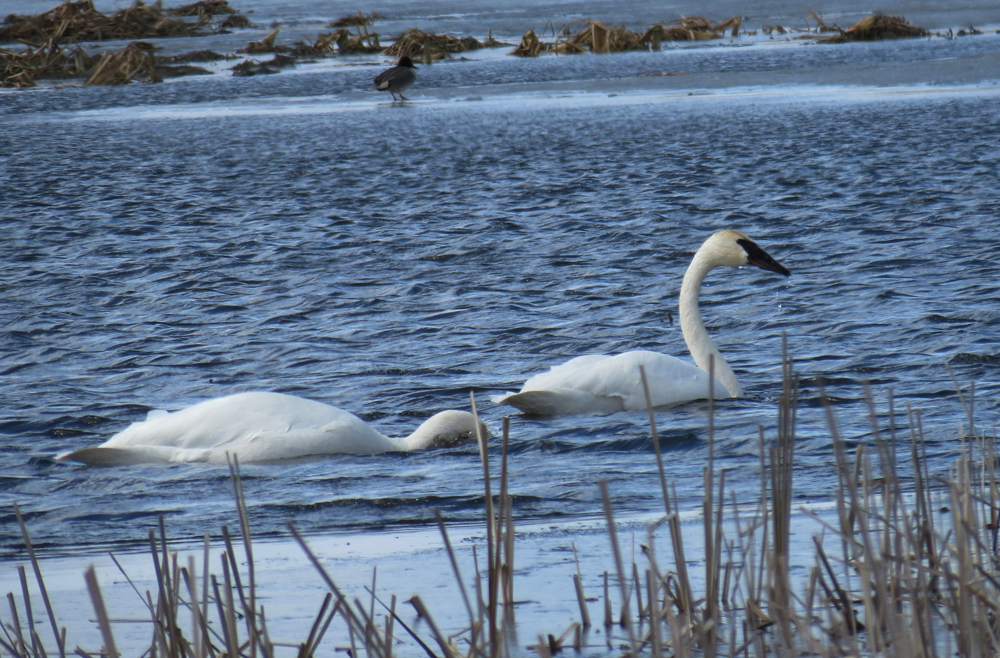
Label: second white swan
xmin=493 ymin=230 xmax=790 ymax=414
xmin=56 ymin=392 xmax=487 ymax=465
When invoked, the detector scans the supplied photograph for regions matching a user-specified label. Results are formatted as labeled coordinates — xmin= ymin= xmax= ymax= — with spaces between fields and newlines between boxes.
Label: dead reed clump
xmin=159 ymin=49 xmax=228 ymax=64
xmin=332 ymin=27 xmax=381 ymax=54
xmin=805 ymin=8 xmax=841 ymax=33
xmin=579 ymin=341 xmax=1000 ymax=658
xmin=156 ymin=62 xmax=212 ymax=77
xmin=218 ymin=13 xmax=254 ymax=29
xmin=1 ymin=40 xmax=99 ymax=87
xmin=85 ymin=40 xmax=161 ymax=85
xmin=239 ymin=28 xmax=282 ymax=54
xmin=510 ymin=28 xmax=542 ymax=56
xmin=511 ymin=15 xmax=742 ymax=56
xmin=328 ymin=11 xmax=384 ymax=27
xmin=230 ymin=58 xmax=278 ymax=76
xmin=820 ymin=12 xmax=929 ymax=43
xmin=382 ymin=28 xmax=489 ymax=61
xmin=288 ymin=32 xmax=337 ymax=57
xmin=0 ymin=0 xmax=209 ymax=45
xmin=165 ymin=0 xmax=236 ymax=16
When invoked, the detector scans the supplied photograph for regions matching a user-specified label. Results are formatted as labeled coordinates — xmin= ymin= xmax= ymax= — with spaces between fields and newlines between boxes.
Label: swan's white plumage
xmin=495 ymin=230 xmax=789 ymax=415
xmin=56 ymin=392 xmax=485 ymax=465
xmin=492 ymin=352 xmax=727 ymax=414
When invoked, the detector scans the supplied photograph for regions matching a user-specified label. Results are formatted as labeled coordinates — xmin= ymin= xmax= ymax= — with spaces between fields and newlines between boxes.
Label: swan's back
xmin=499 ymin=351 xmax=726 ymax=414
xmin=63 ymin=392 xmax=397 ymax=464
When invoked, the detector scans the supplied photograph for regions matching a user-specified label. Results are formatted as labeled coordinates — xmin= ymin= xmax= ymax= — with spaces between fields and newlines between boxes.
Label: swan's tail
xmin=493 ymin=390 xmax=624 ymax=415
xmin=56 ymin=446 xmax=209 ymax=465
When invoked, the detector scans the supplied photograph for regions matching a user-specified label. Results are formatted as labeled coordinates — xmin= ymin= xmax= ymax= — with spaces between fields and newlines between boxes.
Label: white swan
xmin=493 ymin=230 xmax=789 ymax=415
xmin=56 ymin=392 xmax=487 ymax=465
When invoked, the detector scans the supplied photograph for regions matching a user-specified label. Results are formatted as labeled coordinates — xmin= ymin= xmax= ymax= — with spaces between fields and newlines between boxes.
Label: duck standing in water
xmin=374 ymin=56 xmax=417 ymax=101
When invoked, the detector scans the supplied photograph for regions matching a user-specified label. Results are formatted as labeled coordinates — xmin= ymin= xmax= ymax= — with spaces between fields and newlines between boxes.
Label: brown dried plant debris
xmin=332 ymin=27 xmax=381 ymax=54
xmin=165 ymin=0 xmax=236 ymax=16
xmin=85 ymin=39 xmax=160 ymax=84
xmin=159 ymin=49 xmax=229 ymax=63
xmin=239 ymin=27 xmax=280 ymax=53
xmin=0 ymin=0 xmax=216 ymax=45
xmin=510 ymin=15 xmax=741 ymax=57
xmin=328 ymin=11 xmax=384 ymax=27
xmin=819 ymin=13 xmax=928 ymax=43
xmin=1 ymin=40 xmax=99 ymax=87
xmin=230 ymin=57 xmax=278 ymax=76
xmin=383 ymin=28 xmax=504 ymax=60
xmin=218 ymin=13 xmax=253 ymax=29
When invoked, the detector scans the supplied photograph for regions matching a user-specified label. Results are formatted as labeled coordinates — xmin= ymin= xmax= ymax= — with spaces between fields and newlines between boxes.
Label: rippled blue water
xmin=1 ymin=24 xmax=999 ymax=559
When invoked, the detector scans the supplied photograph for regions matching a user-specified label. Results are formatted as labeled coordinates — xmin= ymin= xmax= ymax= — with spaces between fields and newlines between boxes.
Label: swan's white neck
xmin=401 ymin=410 xmax=484 ymax=451
xmin=679 ymin=250 xmax=743 ymax=398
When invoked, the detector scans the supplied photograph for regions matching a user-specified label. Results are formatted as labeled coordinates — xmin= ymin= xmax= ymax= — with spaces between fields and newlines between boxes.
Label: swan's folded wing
xmin=519 ymin=355 xmax=617 ymax=392
xmin=591 ymin=351 xmax=728 ymax=409
xmin=104 ymin=392 xmax=358 ymax=450
xmin=517 ymin=351 xmax=723 ymax=411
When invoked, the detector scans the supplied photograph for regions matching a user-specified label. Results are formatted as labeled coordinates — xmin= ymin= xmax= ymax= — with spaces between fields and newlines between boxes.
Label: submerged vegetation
xmin=3 ymin=345 xmax=999 ymax=657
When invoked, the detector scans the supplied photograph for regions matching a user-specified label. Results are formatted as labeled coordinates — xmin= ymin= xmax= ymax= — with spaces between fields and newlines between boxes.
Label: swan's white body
xmin=494 ymin=230 xmax=789 ymax=415
xmin=56 ymin=392 xmax=485 ymax=465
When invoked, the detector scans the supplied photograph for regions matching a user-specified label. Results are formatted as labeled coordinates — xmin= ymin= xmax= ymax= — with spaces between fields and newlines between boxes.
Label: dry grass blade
xmin=286 ymin=522 xmax=387 ymax=658
xmin=14 ymin=504 xmax=65 ymax=658
xmin=83 ymin=567 xmax=117 ymax=658
xmin=597 ymin=481 xmax=639 ymax=656
xmin=638 ymin=365 xmax=693 ymax=615
xmin=5 ymin=591 xmax=28 ymax=658
xmin=434 ymin=509 xmax=479 ymax=650
xmin=407 ymin=597 xmax=457 ymax=658
xmin=368 ymin=590 xmax=438 ymax=658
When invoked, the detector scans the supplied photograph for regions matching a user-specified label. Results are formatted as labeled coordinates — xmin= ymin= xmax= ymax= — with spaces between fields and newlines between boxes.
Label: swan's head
xmin=405 ymin=410 xmax=490 ymax=451
xmin=701 ymin=230 xmax=790 ymax=276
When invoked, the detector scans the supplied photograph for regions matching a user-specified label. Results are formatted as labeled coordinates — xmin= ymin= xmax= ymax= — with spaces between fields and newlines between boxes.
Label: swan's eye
xmin=736 ymin=239 xmax=790 ymax=276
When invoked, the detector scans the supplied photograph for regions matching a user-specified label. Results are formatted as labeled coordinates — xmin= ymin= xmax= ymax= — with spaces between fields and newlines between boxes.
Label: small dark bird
xmin=373 ymin=56 xmax=417 ymax=101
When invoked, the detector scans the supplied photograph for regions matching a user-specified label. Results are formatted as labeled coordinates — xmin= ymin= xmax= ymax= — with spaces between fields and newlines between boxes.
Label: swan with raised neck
xmin=56 ymin=392 xmax=488 ymax=465
xmin=494 ymin=229 xmax=789 ymax=415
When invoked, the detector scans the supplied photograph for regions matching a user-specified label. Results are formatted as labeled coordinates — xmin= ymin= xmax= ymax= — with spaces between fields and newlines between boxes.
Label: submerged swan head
xmin=698 ymin=229 xmax=791 ymax=275
xmin=404 ymin=410 xmax=490 ymax=451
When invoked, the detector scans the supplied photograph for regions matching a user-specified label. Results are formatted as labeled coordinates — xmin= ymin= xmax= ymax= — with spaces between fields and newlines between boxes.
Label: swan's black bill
xmin=737 ymin=239 xmax=790 ymax=276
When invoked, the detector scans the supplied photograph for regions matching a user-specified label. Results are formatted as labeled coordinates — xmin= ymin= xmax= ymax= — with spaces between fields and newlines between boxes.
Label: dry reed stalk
xmin=499 ymin=417 xmax=515 ymax=608
xmin=767 ymin=338 xmax=797 ymax=649
xmin=286 ymin=523 xmax=387 ymax=658
xmin=470 ymin=392 xmax=500 ymax=653
xmin=82 ymin=567 xmax=117 ymax=658
xmin=597 ymin=481 xmax=639 ymax=656
xmin=181 ymin=559 xmax=205 ymax=658
xmin=638 ymin=365 xmax=693 ymax=615
xmin=227 ymin=456 xmax=262 ymax=658
xmin=14 ymin=504 xmax=65 ymax=658
xmin=703 ymin=355 xmax=719 ymax=657
xmin=16 ymin=566 xmax=38 ymax=658
xmin=369 ymin=590 xmax=437 ymax=658
xmin=408 ymin=597 xmax=459 ymax=658
xmin=434 ymin=510 xmax=480 ymax=654
xmin=5 ymin=591 xmax=28 ymax=658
